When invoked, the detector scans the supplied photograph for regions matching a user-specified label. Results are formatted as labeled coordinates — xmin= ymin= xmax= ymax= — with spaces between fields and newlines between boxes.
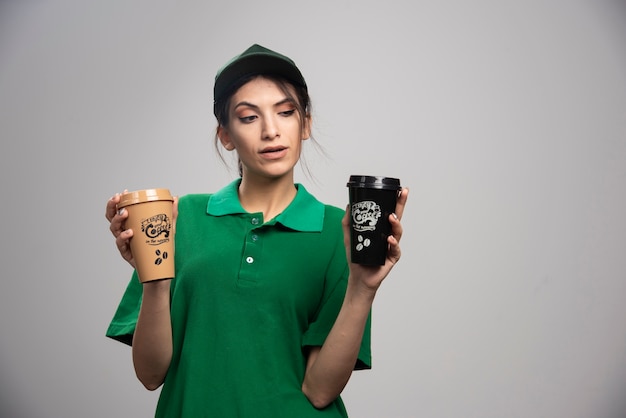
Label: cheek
xmin=227 ymin=126 xmax=254 ymax=144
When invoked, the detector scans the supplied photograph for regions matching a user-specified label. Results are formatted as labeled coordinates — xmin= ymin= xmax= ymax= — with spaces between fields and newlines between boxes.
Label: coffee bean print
xmin=153 ymin=249 xmax=168 ymax=265
xmin=355 ymin=235 xmax=371 ymax=252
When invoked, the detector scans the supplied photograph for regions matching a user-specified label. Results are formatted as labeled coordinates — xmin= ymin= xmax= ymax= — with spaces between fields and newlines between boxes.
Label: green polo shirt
xmin=106 ymin=179 xmax=371 ymax=417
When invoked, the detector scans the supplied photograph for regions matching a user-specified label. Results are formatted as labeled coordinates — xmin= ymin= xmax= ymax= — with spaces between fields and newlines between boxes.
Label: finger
xmin=171 ymin=196 xmax=179 ymax=234
xmin=116 ymin=228 xmax=135 ymax=261
xmin=105 ymin=193 xmax=121 ymax=222
xmin=341 ymin=205 xmax=350 ymax=228
xmin=172 ymin=196 xmax=179 ymax=222
xmin=386 ymin=234 xmax=401 ymax=264
xmin=115 ymin=228 xmax=133 ymax=247
xmin=341 ymin=205 xmax=361 ymax=265
xmin=341 ymin=205 xmax=351 ymax=249
xmin=388 ymin=211 xmax=404 ymax=243
xmin=393 ymin=187 xmax=409 ymax=221
xmin=109 ymin=206 xmax=129 ymax=237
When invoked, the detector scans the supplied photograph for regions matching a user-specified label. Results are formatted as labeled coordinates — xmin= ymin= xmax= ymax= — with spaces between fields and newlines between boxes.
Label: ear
xmin=302 ymin=114 xmax=312 ymax=141
xmin=217 ymin=125 xmax=235 ymax=151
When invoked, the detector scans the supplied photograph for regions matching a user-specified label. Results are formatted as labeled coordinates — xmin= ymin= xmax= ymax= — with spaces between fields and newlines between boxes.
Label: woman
xmin=105 ymin=43 xmax=409 ymax=417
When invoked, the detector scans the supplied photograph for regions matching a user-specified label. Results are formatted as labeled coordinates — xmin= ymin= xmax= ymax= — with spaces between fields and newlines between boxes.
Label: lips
xmin=259 ymin=146 xmax=288 ymax=160
xmin=260 ymin=146 xmax=287 ymax=154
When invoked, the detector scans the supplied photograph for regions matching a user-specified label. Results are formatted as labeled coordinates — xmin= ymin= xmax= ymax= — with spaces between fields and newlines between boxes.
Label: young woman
xmin=105 ymin=44 xmax=409 ymax=417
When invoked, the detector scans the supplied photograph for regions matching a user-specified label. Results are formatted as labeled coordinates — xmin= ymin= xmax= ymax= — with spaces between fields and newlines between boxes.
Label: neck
xmin=238 ymin=175 xmax=297 ymax=221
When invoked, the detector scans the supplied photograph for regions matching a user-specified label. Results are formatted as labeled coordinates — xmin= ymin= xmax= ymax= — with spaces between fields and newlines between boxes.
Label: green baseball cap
xmin=213 ymin=44 xmax=307 ymax=103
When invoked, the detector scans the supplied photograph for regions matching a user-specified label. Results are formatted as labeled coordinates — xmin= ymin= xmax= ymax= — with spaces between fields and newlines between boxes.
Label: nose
xmin=262 ymin=115 xmax=280 ymax=140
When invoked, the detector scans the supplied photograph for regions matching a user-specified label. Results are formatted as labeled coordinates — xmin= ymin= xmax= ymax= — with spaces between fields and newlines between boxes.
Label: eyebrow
xmin=233 ymin=98 xmax=294 ymax=111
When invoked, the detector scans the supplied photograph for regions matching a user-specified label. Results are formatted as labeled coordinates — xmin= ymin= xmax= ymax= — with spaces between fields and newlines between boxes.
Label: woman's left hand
xmin=342 ymin=187 xmax=409 ymax=292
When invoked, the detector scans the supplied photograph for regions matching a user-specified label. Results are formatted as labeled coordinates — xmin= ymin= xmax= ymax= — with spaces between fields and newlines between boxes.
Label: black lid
xmin=347 ymin=175 xmax=401 ymax=190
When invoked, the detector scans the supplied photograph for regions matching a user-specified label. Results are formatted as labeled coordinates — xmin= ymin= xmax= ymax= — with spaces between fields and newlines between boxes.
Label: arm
xmin=132 ymin=279 xmax=173 ymax=390
xmin=301 ymin=282 xmax=375 ymax=409
xmin=302 ymin=188 xmax=409 ymax=408
xmin=105 ymin=193 xmax=178 ymax=390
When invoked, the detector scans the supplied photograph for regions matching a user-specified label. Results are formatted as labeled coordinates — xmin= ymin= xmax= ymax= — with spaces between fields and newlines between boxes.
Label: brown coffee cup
xmin=117 ymin=188 xmax=175 ymax=282
xmin=347 ymin=175 xmax=401 ymax=265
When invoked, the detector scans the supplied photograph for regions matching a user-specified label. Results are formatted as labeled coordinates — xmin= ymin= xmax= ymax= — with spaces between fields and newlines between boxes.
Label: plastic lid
xmin=117 ymin=188 xmax=173 ymax=208
xmin=346 ymin=175 xmax=401 ymax=190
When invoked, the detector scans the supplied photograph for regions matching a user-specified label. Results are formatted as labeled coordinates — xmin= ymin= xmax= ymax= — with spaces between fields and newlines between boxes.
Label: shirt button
xmin=246 ymin=256 xmax=254 ymax=264
xmin=251 ymin=217 xmax=260 ymax=225
xmin=251 ymin=234 xmax=259 ymax=242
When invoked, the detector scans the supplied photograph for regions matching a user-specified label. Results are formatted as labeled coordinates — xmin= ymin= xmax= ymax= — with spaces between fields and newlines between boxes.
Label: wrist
xmin=345 ymin=280 xmax=377 ymax=306
xmin=142 ymin=278 xmax=171 ymax=293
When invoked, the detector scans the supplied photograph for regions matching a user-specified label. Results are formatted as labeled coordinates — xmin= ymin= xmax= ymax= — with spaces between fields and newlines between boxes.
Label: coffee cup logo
xmin=351 ymin=201 xmax=381 ymax=232
xmin=140 ymin=213 xmax=171 ymax=245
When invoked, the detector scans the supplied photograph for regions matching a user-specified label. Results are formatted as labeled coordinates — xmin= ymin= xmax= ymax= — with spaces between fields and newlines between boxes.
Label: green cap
xmin=213 ymin=44 xmax=307 ymax=103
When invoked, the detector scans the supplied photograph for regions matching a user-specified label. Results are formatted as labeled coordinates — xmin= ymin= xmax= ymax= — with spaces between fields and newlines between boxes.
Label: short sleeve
xmin=105 ymin=270 xmax=142 ymax=346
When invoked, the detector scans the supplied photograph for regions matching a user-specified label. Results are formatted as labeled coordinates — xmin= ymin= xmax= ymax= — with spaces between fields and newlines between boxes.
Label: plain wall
xmin=1 ymin=1 xmax=625 ymax=417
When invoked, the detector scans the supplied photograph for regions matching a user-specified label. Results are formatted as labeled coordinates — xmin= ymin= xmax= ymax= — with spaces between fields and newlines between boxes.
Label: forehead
xmin=231 ymin=76 xmax=296 ymax=104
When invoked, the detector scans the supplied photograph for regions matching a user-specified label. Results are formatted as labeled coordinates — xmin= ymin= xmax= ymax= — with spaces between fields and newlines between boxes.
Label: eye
xmin=238 ymin=115 xmax=257 ymax=123
xmin=279 ymin=109 xmax=296 ymax=117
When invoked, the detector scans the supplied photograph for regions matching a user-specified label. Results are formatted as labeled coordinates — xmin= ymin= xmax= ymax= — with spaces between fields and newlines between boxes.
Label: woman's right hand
xmin=105 ymin=192 xmax=179 ymax=269
xmin=106 ymin=191 xmax=136 ymax=269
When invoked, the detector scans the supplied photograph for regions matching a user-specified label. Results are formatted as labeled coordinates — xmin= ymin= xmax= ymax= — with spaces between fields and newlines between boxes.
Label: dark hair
xmin=213 ymin=74 xmax=323 ymax=178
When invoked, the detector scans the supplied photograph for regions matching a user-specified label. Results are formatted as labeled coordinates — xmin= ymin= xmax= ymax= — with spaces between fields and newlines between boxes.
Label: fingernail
xmin=392 ymin=213 xmax=398 ymax=220
xmin=118 ymin=208 xmax=125 ymax=216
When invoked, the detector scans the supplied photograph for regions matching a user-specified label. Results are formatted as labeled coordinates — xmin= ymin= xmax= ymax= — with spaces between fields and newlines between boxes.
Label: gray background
xmin=1 ymin=1 xmax=625 ymax=417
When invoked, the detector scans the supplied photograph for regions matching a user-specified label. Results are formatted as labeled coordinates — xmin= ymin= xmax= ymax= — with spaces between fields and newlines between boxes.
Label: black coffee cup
xmin=347 ymin=175 xmax=402 ymax=265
